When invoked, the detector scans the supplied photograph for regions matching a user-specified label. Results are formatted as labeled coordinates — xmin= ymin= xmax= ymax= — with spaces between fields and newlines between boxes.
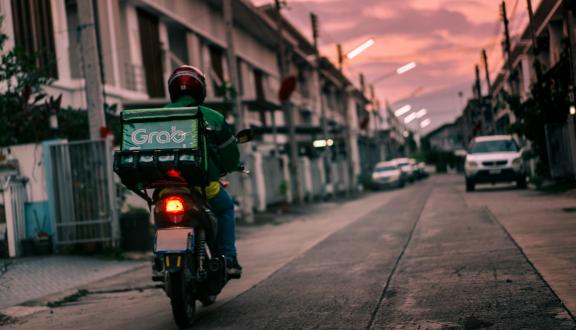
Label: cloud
xmin=250 ymin=0 xmax=516 ymax=130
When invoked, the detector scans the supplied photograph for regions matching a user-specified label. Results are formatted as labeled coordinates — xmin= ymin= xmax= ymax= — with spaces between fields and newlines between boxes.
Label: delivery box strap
xmin=122 ymin=107 xmax=200 ymax=121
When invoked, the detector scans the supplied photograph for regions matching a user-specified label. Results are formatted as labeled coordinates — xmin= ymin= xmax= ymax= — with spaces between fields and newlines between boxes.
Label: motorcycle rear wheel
xmin=198 ymin=294 xmax=217 ymax=306
xmin=168 ymin=270 xmax=195 ymax=329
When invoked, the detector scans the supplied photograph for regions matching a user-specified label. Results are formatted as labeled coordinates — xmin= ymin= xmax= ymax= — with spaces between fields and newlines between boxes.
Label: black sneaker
xmin=151 ymin=256 xmax=164 ymax=282
xmin=226 ymin=256 xmax=242 ymax=279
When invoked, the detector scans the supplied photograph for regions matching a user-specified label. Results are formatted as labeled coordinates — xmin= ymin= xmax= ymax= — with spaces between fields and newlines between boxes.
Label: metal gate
xmin=46 ymin=139 xmax=118 ymax=248
xmin=545 ymin=124 xmax=574 ymax=179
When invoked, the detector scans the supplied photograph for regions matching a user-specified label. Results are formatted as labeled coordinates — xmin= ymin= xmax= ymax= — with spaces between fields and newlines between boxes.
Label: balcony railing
xmin=125 ymin=63 xmax=147 ymax=93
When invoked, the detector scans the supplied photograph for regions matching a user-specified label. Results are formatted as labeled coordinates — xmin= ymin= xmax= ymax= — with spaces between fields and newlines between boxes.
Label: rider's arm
xmin=214 ymin=120 xmax=240 ymax=174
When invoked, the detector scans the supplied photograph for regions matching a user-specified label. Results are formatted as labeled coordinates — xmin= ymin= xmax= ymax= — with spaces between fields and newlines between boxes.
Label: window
xmin=167 ymin=26 xmax=189 ymax=72
xmin=209 ymin=45 xmax=225 ymax=96
xmin=468 ymin=139 xmax=519 ymax=154
xmin=254 ymin=69 xmax=264 ymax=100
xmin=11 ymin=0 xmax=58 ymax=78
xmin=137 ymin=8 xmax=164 ymax=98
xmin=236 ymin=58 xmax=243 ymax=96
xmin=65 ymin=0 xmax=82 ymax=78
xmin=297 ymin=66 xmax=309 ymax=98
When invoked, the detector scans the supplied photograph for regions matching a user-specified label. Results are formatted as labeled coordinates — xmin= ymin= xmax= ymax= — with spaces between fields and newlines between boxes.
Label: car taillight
xmin=164 ymin=196 xmax=185 ymax=215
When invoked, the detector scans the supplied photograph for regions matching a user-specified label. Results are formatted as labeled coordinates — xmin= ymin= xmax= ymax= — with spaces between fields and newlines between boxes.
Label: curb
xmin=0 ymin=262 xmax=149 ymax=320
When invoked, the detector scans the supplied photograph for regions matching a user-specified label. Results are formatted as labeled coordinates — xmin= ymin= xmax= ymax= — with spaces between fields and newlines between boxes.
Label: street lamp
xmin=346 ymin=38 xmax=375 ymax=60
xmin=415 ymin=108 xmax=427 ymax=118
xmin=396 ymin=62 xmax=417 ymax=75
xmin=394 ymin=104 xmax=412 ymax=117
xmin=420 ymin=118 xmax=431 ymax=128
xmin=404 ymin=111 xmax=419 ymax=124
xmin=371 ymin=62 xmax=417 ymax=85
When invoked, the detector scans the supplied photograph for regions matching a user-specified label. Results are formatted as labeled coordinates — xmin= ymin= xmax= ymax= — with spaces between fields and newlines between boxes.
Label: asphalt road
xmin=8 ymin=176 xmax=576 ymax=329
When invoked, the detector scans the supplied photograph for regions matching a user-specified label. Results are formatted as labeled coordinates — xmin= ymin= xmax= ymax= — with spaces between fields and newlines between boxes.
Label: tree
xmin=0 ymin=17 xmax=121 ymax=146
xmin=0 ymin=16 xmax=55 ymax=146
xmin=507 ymin=74 xmax=569 ymax=178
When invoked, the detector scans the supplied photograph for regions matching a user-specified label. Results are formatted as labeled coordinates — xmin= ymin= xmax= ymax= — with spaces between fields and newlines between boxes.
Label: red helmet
xmin=168 ymin=65 xmax=207 ymax=104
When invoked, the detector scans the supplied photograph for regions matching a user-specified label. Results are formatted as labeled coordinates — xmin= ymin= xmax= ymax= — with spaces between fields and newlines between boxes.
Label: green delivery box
xmin=121 ymin=107 xmax=199 ymax=151
xmin=115 ymin=106 xmax=207 ymax=189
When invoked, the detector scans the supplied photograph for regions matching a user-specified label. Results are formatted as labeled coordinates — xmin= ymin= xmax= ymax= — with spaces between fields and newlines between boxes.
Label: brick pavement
xmin=0 ymin=256 xmax=146 ymax=309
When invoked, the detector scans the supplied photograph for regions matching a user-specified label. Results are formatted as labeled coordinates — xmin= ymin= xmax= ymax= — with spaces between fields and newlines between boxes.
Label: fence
xmin=545 ymin=124 xmax=575 ymax=179
xmin=310 ymin=158 xmax=324 ymax=198
xmin=261 ymin=155 xmax=286 ymax=205
xmin=226 ymin=152 xmax=350 ymax=212
xmin=0 ymin=176 xmax=28 ymax=257
xmin=46 ymin=139 xmax=119 ymax=249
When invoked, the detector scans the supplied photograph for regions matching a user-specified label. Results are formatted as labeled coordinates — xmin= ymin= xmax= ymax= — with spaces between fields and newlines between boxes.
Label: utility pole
xmin=223 ymin=0 xmax=254 ymax=223
xmin=369 ymin=85 xmax=382 ymax=160
xmin=564 ymin=3 xmax=576 ymax=180
xmin=311 ymin=13 xmax=331 ymax=192
xmin=336 ymin=43 xmax=354 ymax=195
xmin=501 ymin=1 xmax=513 ymax=84
xmin=527 ymin=0 xmax=543 ymax=81
xmin=337 ymin=44 xmax=344 ymax=71
xmin=337 ymin=43 xmax=355 ymax=194
xmin=481 ymin=49 xmax=491 ymax=91
xmin=77 ymin=0 xmax=106 ymax=140
xmin=276 ymin=0 xmax=303 ymax=204
xmin=474 ymin=64 xmax=482 ymax=99
xmin=272 ymin=0 xmax=283 ymax=158
xmin=482 ymin=49 xmax=495 ymax=133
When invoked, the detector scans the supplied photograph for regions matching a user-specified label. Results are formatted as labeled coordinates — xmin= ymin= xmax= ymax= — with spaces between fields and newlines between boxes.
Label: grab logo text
xmin=131 ymin=126 xmax=187 ymax=145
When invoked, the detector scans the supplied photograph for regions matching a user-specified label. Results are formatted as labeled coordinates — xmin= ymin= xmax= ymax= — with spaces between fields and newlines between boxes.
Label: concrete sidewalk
xmin=0 ymin=256 xmax=146 ymax=309
xmin=462 ymin=177 xmax=576 ymax=316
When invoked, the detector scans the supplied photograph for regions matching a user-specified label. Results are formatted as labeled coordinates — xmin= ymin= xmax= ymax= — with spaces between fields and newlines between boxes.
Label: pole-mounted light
xmin=396 ymin=62 xmax=417 ymax=75
xmin=346 ymin=38 xmax=375 ymax=60
xmin=394 ymin=104 xmax=412 ymax=117
xmin=404 ymin=112 xmax=418 ymax=124
xmin=415 ymin=108 xmax=427 ymax=118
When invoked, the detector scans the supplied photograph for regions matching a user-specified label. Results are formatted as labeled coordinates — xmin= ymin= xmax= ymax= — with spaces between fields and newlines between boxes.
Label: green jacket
xmin=164 ymin=96 xmax=240 ymax=181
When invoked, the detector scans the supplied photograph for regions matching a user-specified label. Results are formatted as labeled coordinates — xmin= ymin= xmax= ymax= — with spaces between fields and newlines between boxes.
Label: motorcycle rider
xmin=164 ymin=65 xmax=242 ymax=278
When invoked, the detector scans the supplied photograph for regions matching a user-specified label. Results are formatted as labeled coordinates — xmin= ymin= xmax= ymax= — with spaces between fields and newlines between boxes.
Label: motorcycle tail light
xmin=164 ymin=196 xmax=185 ymax=216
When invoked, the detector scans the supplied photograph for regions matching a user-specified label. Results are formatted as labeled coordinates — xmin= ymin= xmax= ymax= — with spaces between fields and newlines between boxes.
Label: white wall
xmin=0 ymin=143 xmax=48 ymax=202
xmin=0 ymin=0 xmax=15 ymax=50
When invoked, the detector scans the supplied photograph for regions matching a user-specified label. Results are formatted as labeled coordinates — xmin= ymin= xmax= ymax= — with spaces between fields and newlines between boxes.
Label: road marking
xmin=483 ymin=206 xmax=576 ymax=323
xmin=366 ymin=185 xmax=433 ymax=330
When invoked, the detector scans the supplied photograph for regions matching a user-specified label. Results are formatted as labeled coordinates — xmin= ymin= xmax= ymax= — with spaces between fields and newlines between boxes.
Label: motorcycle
xmin=114 ymin=105 xmax=254 ymax=328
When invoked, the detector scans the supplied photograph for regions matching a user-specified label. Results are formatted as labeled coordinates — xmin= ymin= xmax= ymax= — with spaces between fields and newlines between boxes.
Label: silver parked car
xmin=391 ymin=158 xmax=416 ymax=183
xmin=372 ymin=161 xmax=405 ymax=189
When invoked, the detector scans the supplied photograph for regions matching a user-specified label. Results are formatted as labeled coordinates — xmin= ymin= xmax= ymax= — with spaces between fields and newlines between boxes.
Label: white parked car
xmin=391 ymin=158 xmax=415 ymax=182
xmin=464 ymin=135 xmax=527 ymax=191
xmin=371 ymin=161 xmax=405 ymax=189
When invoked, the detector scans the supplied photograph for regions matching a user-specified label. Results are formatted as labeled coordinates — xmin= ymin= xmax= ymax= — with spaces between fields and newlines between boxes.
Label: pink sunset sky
xmin=252 ymin=0 xmax=542 ymax=132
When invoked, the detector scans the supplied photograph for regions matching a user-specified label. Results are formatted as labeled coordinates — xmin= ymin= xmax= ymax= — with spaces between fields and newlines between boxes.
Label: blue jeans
xmin=208 ymin=187 xmax=237 ymax=258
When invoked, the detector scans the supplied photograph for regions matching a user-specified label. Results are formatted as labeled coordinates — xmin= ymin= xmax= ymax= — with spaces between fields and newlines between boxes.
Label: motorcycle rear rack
xmin=113 ymin=149 xmax=209 ymax=204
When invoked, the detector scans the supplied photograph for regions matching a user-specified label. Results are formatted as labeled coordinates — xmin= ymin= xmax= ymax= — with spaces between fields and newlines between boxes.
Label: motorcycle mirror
xmin=236 ymin=129 xmax=255 ymax=144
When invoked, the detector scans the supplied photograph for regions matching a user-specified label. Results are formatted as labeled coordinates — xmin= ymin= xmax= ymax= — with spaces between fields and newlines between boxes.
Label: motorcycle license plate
xmin=155 ymin=228 xmax=194 ymax=253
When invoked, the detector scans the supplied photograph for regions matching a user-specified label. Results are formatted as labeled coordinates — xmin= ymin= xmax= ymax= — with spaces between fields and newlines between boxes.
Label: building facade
xmin=0 ymin=0 xmax=378 ymax=210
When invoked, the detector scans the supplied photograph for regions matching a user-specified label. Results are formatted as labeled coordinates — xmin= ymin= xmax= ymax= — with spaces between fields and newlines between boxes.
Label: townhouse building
xmin=468 ymin=0 xmax=576 ymax=180
xmin=0 ymin=0 xmax=376 ymax=214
